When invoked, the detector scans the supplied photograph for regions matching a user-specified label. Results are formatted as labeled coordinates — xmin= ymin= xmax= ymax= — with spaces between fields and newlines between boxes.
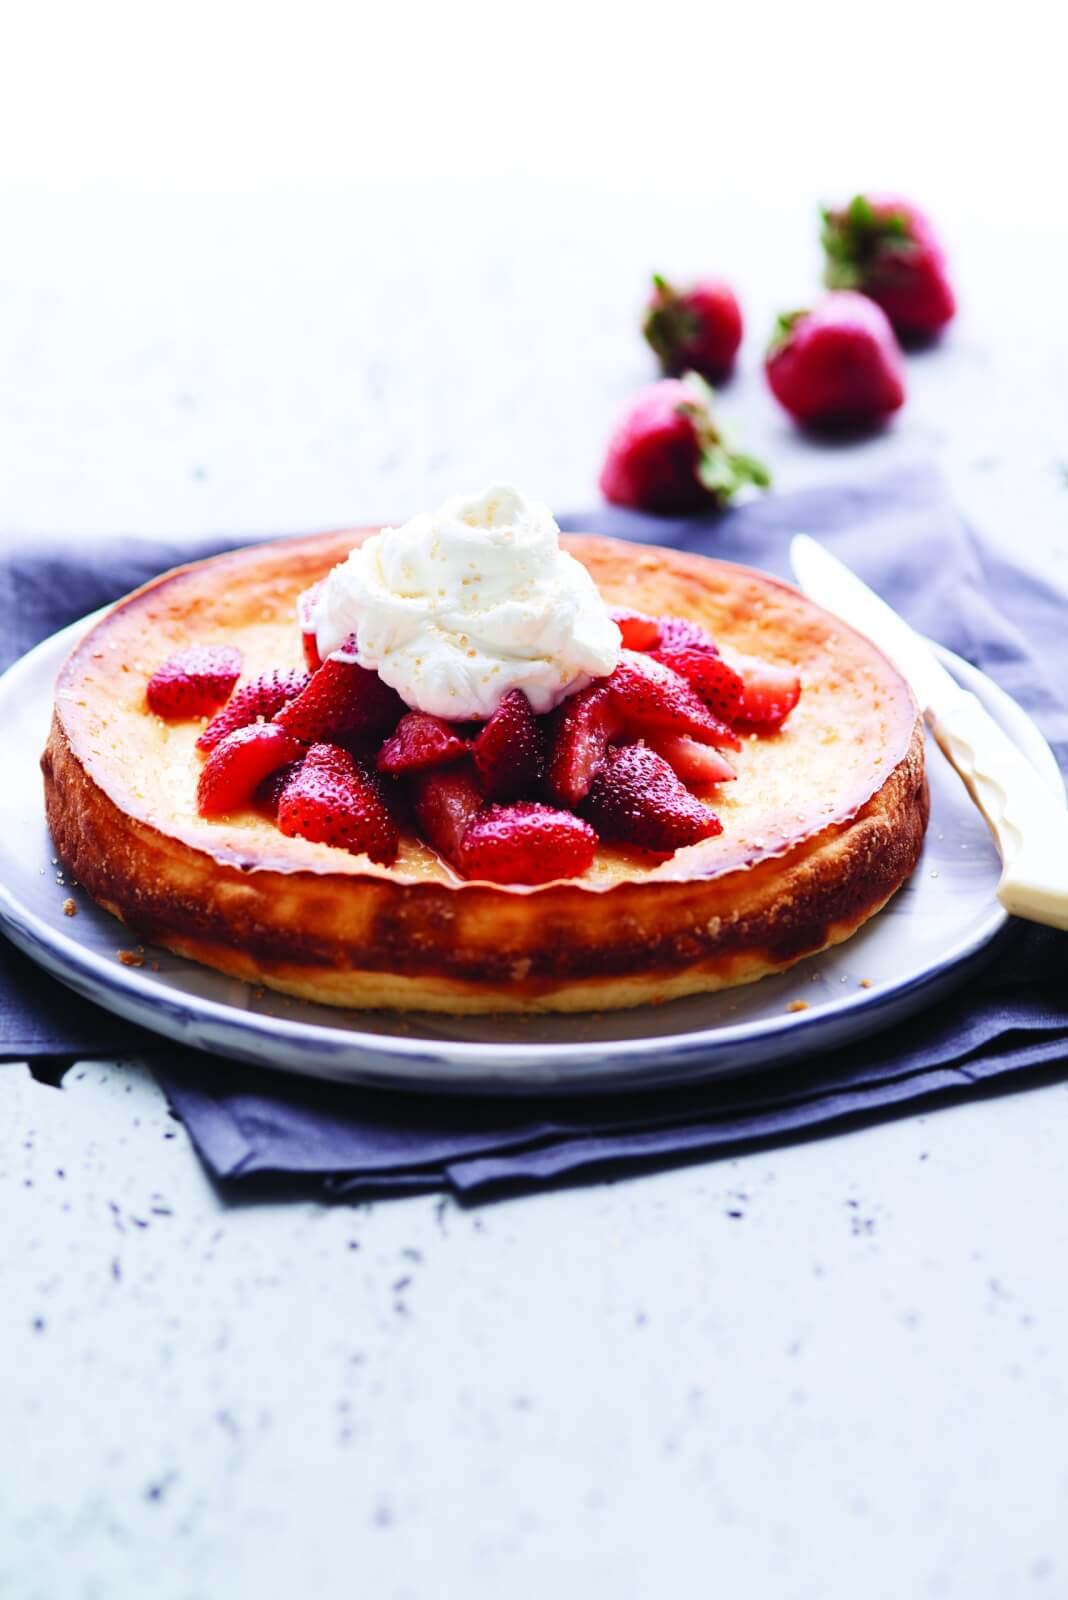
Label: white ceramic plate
xmin=0 ymin=617 xmax=1061 ymax=1096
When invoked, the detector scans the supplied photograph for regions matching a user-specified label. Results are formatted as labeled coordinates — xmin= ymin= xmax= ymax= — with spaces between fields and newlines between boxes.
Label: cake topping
xmin=376 ymin=712 xmax=471 ymax=777
xmin=146 ymin=645 xmax=242 ymax=718
xmin=730 ymin=653 xmax=803 ymax=727
xmin=197 ymin=667 xmax=311 ymax=752
xmin=459 ymin=802 xmax=598 ymax=886
xmin=312 ymin=484 xmax=621 ymax=720
xmin=276 ymin=743 xmax=399 ymax=864
xmin=581 ymin=743 xmax=724 ymax=853
xmin=163 ymin=494 xmax=802 ymax=884
xmin=196 ymin=723 xmax=304 ymax=816
xmin=273 ymin=655 xmax=403 ymax=743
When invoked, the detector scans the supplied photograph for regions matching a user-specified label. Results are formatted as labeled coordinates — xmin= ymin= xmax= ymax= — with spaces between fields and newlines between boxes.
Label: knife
xmin=790 ymin=534 xmax=1068 ymax=932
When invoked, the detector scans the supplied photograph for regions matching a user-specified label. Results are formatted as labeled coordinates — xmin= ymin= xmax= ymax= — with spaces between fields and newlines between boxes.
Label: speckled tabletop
xmin=2 ymin=170 xmax=1068 ymax=1599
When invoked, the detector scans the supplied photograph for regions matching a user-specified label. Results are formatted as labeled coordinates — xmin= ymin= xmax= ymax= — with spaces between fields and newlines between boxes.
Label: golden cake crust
xmin=42 ymin=530 xmax=928 ymax=1013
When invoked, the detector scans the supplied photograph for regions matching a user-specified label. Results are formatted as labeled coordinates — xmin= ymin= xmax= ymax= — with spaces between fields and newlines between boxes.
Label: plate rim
xmin=0 ymin=614 xmax=1061 ymax=1090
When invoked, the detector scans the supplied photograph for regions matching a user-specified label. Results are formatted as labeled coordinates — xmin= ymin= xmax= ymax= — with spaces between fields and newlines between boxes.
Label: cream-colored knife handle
xmin=930 ymin=689 xmax=1068 ymax=930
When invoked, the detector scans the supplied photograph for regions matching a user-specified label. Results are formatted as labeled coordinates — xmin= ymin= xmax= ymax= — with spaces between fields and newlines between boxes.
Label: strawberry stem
xmin=643 ymin=277 xmax=699 ymax=373
xmin=675 ymin=372 xmax=771 ymax=504
xmin=820 ymin=194 xmax=917 ymax=291
xmin=766 ymin=309 xmax=808 ymax=358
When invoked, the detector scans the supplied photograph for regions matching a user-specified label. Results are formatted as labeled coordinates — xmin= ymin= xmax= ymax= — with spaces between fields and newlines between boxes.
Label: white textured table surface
xmin=4 ymin=4 xmax=1068 ymax=1589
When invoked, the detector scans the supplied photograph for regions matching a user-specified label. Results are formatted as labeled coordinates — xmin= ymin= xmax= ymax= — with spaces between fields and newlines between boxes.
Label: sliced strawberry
xmin=298 ymin=581 xmax=324 ymax=673
xmin=146 ymin=645 xmax=242 ymax=719
xmin=460 ymin=802 xmax=598 ymax=885
xmin=544 ymin=682 xmax=623 ymax=808
xmin=731 ymin=653 xmax=802 ymax=728
xmin=657 ymin=615 xmax=718 ymax=653
xmin=196 ymin=667 xmax=311 ymax=753
xmin=651 ymin=647 xmax=743 ymax=741
xmin=252 ymin=758 xmax=304 ymax=817
xmin=610 ymin=607 xmax=662 ymax=651
xmin=376 ymin=712 xmax=470 ymax=776
xmin=582 ymin=742 xmax=722 ymax=853
xmin=607 ymin=650 xmax=731 ymax=747
xmin=410 ymin=761 xmax=485 ymax=865
xmin=274 ymin=657 xmax=403 ymax=743
xmin=196 ymin=723 xmax=304 ymax=816
xmin=648 ymin=733 xmax=736 ymax=787
xmin=471 ymin=689 xmax=544 ymax=801
xmin=277 ymin=742 xmax=398 ymax=863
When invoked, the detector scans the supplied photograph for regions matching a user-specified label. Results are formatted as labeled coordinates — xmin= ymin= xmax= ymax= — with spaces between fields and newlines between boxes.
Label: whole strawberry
xmin=600 ymin=374 xmax=770 ymax=515
xmin=821 ymin=194 xmax=955 ymax=341
xmin=765 ymin=292 xmax=905 ymax=429
xmin=642 ymin=274 xmax=743 ymax=382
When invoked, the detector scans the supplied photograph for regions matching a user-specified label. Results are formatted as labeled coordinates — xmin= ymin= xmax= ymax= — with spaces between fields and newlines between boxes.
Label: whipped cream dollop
xmin=313 ymin=485 xmax=621 ymax=720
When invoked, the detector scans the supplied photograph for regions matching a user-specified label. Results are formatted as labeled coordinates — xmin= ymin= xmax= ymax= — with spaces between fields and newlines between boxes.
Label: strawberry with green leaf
xmin=599 ymin=374 xmax=770 ymax=515
xmin=821 ymin=194 xmax=955 ymax=341
xmin=642 ymin=274 xmax=743 ymax=382
xmin=765 ymin=292 xmax=905 ymax=429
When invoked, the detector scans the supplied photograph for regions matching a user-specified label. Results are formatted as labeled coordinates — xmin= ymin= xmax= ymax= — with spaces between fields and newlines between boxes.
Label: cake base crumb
xmin=62 ymin=898 xmax=76 ymax=917
xmin=117 ymin=950 xmax=144 ymax=968
xmin=859 ymin=978 xmax=873 ymax=989
xmin=786 ymin=1000 xmax=809 ymax=1013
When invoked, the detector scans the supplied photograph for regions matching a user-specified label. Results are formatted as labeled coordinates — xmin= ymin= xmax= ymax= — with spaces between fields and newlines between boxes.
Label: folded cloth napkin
xmin=4 ymin=463 xmax=1068 ymax=1198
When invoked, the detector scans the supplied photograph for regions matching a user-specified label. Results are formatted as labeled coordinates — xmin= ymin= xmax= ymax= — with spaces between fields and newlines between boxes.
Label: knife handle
xmin=930 ymin=691 xmax=1068 ymax=931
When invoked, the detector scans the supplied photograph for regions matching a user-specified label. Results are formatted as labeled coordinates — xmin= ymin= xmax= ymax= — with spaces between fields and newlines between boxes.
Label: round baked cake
xmin=42 ymin=504 xmax=927 ymax=1014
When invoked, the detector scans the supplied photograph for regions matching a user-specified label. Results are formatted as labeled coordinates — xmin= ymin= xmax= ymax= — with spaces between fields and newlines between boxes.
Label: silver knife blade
xmin=789 ymin=534 xmax=966 ymax=717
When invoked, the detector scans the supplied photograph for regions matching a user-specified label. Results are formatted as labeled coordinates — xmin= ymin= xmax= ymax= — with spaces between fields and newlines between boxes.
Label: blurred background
xmin=2 ymin=0 xmax=1065 ymax=569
